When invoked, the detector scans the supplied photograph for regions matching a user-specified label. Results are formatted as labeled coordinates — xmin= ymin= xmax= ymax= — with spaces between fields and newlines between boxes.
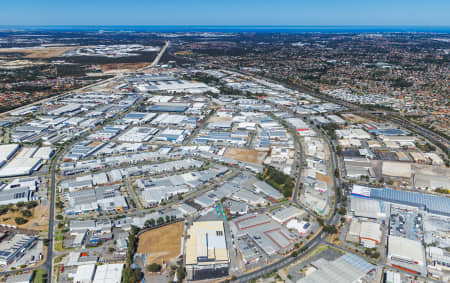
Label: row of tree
xmin=122 ymin=226 xmax=143 ymax=283
xmin=144 ymin=215 xmax=177 ymax=228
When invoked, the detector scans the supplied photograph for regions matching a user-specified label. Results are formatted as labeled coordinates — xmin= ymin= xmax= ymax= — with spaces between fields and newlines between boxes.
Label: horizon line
xmin=1 ymin=24 xmax=450 ymax=27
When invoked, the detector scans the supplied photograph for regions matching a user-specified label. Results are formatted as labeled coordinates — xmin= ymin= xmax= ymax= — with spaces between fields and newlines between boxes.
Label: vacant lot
xmin=316 ymin=173 xmax=332 ymax=185
xmin=0 ymin=204 xmax=49 ymax=230
xmin=208 ymin=115 xmax=233 ymax=123
xmin=99 ymin=62 xmax=149 ymax=72
xmin=0 ymin=47 xmax=78 ymax=58
xmin=341 ymin=113 xmax=366 ymax=123
xmin=224 ymin=147 xmax=267 ymax=165
xmin=137 ymin=222 xmax=184 ymax=265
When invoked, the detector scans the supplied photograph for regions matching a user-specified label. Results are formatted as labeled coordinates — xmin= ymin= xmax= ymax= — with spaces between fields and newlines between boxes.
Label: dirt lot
xmin=0 ymin=59 xmax=46 ymax=69
xmin=0 ymin=204 xmax=49 ymax=231
xmin=137 ymin=222 xmax=184 ymax=266
xmin=316 ymin=173 xmax=332 ymax=185
xmin=224 ymin=147 xmax=268 ymax=165
xmin=0 ymin=47 xmax=78 ymax=58
xmin=341 ymin=113 xmax=366 ymax=123
xmin=99 ymin=62 xmax=150 ymax=72
xmin=88 ymin=141 xmax=103 ymax=147
xmin=208 ymin=115 xmax=233 ymax=123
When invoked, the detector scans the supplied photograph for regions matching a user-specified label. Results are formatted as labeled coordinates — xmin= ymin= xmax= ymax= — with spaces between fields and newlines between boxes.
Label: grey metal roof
xmin=298 ymin=253 xmax=375 ymax=283
xmin=370 ymin=188 xmax=450 ymax=216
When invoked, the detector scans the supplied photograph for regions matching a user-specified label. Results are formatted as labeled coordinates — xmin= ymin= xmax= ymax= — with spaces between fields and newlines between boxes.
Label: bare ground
xmin=137 ymin=222 xmax=184 ymax=266
xmin=224 ymin=147 xmax=268 ymax=165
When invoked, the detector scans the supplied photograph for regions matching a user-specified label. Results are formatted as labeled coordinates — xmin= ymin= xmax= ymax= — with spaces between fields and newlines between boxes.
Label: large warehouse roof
xmin=298 ymin=253 xmax=375 ymax=283
xmin=185 ymin=221 xmax=229 ymax=266
xmin=352 ymin=185 xmax=450 ymax=216
xmin=370 ymin=188 xmax=450 ymax=216
xmin=388 ymin=235 xmax=424 ymax=265
xmin=147 ymin=103 xmax=189 ymax=112
xmin=93 ymin=263 xmax=124 ymax=283
xmin=0 ymin=144 xmax=19 ymax=164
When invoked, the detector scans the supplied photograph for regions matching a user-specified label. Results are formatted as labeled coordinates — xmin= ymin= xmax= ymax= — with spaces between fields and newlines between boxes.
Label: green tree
xmin=16 ymin=201 xmax=25 ymax=208
xmin=21 ymin=210 xmax=32 ymax=218
xmin=176 ymin=266 xmax=186 ymax=280
xmin=14 ymin=217 xmax=28 ymax=225
xmin=147 ymin=263 xmax=162 ymax=272
xmin=122 ymin=266 xmax=142 ymax=283
xmin=145 ymin=219 xmax=156 ymax=228
xmin=25 ymin=201 xmax=38 ymax=209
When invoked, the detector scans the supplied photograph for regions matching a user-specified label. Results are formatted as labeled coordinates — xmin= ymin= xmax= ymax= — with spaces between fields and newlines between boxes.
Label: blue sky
xmin=1 ymin=0 xmax=449 ymax=26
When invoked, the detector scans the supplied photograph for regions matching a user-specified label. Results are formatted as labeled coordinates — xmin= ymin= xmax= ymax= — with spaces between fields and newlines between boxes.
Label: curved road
xmin=229 ymin=107 xmax=341 ymax=283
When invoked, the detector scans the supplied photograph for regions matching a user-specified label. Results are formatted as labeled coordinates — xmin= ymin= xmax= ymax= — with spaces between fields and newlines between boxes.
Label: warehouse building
xmin=310 ymin=116 xmax=330 ymax=125
xmin=0 ymin=234 xmax=37 ymax=265
xmin=72 ymin=264 xmax=96 ymax=283
xmin=122 ymin=112 xmax=156 ymax=124
xmin=0 ymin=187 xmax=32 ymax=205
xmin=88 ymin=125 xmax=125 ymax=141
xmin=0 ymin=157 xmax=43 ymax=178
xmin=346 ymin=219 xmax=382 ymax=248
xmin=230 ymin=213 xmax=297 ymax=256
xmin=327 ymin=114 xmax=346 ymax=125
xmin=388 ymin=235 xmax=425 ymax=275
xmin=178 ymin=203 xmax=197 ymax=216
xmin=65 ymin=140 xmax=106 ymax=160
xmin=351 ymin=185 xmax=450 ymax=217
xmin=0 ymin=144 xmax=20 ymax=168
xmin=156 ymin=128 xmax=187 ymax=143
xmin=336 ymin=128 xmax=371 ymax=140
xmin=141 ymin=185 xmax=189 ymax=206
xmin=5 ymin=272 xmax=33 ymax=283
xmin=66 ymin=185 xmax=128 ymax=214
xmin=118 ymin=127 xmax=159 ymax=142
xmin=207 ymin=121 xmax=233 ymax=130
xmin=297 ymin=253 xmax=375 ymax=283
xmin=285 ymin=118 xmax=315 ymax=137
xmin=151 ymin=113 xmax=197 ymax=128
xmin=146 ymin=103 xmax=190 ymax=112
xmin=194 ymin=131 xmax=247 ymax=147
xmin=185 ymin=221 xmax=229 ymax=281
xmin=33 ymin=147 xmax=54 ymax=160
xmin=231 ymin=189 xmax=266 ymax=206
xmin=271 ymin=206 xmax=304 ymax=223
xmin=226 ymin=200 xmax=248 ymax=216
xmin=236 ymin=237 xmax=259 ymax=264
xmin=93 ymin=263 xmax=124 ymax=283
xmin=286 ymin=219 xmax=311 ymax=236
xmin=138 ymin=167 xmax=228 ymax=206
xmin=47 ymin=103 xmax=82 ymax=116
xmin=350 ymin=196 xmax=386 ymax=219
xmin=136 ymin=76 xmax=219 ymax=94
xmin=427 ymin=246 xmax=450 ymax=280
xmin=253 ymin=181 xmax=284 ymax=200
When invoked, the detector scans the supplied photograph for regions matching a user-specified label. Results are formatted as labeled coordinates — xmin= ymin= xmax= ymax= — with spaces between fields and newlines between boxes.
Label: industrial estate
xmin=0 ymin=28 xmax=448 ymax=283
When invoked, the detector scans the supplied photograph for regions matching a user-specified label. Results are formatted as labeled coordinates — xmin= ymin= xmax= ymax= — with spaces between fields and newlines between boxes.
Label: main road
xmin=139 ymin=41 xmax=170 ymax=71
xmin=46 ymin=147 xmax=66 ymax=282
